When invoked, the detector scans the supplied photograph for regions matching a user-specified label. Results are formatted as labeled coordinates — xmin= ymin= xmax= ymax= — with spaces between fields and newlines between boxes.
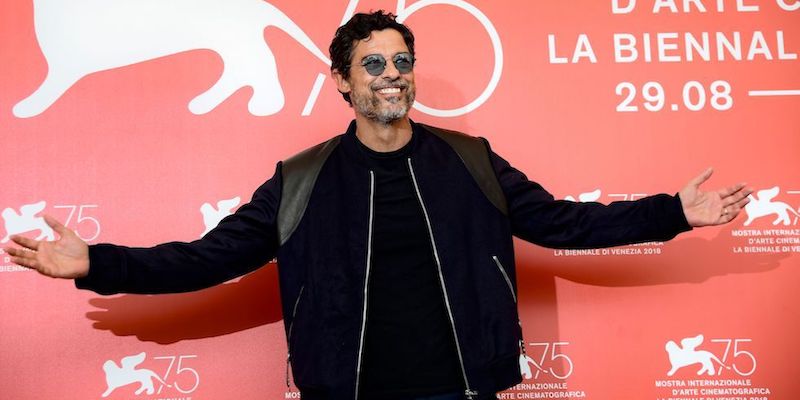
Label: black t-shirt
xmin=357 ymin=132 xmax=463 ymax=399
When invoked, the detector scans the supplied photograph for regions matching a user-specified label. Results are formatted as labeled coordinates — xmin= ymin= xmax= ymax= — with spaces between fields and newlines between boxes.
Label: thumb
xmin=689 ymin=167 xmax=713 ymax=188
xmin=43 ymin=214 xmax=69 ymax=236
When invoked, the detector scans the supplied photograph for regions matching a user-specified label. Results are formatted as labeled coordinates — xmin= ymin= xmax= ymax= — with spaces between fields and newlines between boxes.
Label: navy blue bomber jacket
xmin=76 ymin=121 xmax=691 ymax=399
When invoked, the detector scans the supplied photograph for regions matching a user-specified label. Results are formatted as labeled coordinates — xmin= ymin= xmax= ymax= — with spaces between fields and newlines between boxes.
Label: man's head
xmin=330 ymin=11 xmax=416 ymax=125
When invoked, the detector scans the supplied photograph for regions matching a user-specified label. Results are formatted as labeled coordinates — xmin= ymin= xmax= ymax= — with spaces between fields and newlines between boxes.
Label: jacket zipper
xmin=354 ymin=171 xmax=376 ymax=400
xmin=492 ymin=256 xmax=516 ymax=303
xmin=407 ymin=158 xmax=478 ymax=400
xmin=286 ymin=285 xmax=306 ymax=387
xmin=492 ymin=256 xmax=527 ymax=358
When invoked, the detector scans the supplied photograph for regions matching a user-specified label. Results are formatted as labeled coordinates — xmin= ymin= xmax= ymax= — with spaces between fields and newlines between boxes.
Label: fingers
xmin=727 ymin=195 xmax=751 ymax=214
xmin=5 ymin=247 xmax=39 ymax=271
xmin=9 ymin=234 xmax=40 ymax=251
xmin=722 ymin=185 xmax=754 ymax=207
xmin=734 ymin=191 xmax=752 ymax=208
xmin=717 ymin=192 xmax=752 ymax=225
xmin=718 ymin=210 xmax=737 ymax=224
xmin=721 ymin=204 xmax=745 ymax=222
xmin=689 ymin=167 xmax=714 ymax=188
xmin=718 ymin=182 xmax=746 ymax=198
xmin=718 ymin=181 xmax=754 ymax=200
xmin=10 ymin=257 xmax=37 ymax=271
xmin=43 ymin=214 xmax=69 ymax=236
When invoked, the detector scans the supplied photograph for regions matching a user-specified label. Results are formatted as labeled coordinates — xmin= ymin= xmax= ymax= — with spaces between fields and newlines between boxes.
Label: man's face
xmin=335 ymin=29 xmax=416 ymax=125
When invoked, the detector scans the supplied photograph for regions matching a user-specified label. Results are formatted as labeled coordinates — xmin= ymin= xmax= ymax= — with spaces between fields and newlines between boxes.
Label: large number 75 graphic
xmin=521 ymin=342 xmax=574 ymax=380
xmin=306 ymin=0 xmax=504 ymax=118
xmin=153 ymin=355 xmax=200 ymax=395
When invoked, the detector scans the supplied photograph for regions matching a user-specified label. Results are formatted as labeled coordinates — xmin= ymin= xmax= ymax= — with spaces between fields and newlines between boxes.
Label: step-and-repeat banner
xmin=1 ymin=0 xmax=798 ymax=399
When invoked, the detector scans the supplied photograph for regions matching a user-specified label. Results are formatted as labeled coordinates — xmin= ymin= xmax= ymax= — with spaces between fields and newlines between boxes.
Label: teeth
xmin=378 ymin=88 xmax=401 ymax=94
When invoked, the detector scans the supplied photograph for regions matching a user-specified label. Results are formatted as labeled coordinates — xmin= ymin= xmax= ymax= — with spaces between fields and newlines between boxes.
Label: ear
xmin=332 ymin=69 xmax=351 ymax=95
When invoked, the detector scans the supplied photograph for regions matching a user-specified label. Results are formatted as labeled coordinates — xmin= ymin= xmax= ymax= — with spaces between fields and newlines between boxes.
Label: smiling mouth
xmin=376 ymin=87 xmax=402 ymax=95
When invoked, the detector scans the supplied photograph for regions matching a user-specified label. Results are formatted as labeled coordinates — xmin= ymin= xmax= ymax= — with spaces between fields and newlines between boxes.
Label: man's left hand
xmin=680 ymin=168 xmax=753 ymax=227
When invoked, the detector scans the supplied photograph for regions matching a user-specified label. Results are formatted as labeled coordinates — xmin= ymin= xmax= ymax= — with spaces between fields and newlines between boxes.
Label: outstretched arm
xmin=488 ymin=144 xmax=751 ymax=249
xmin=679 ymin=167 xmax=752 ymax=227
xmin=4 ymin=164 xmax=283 ymax=295
xmin=5 ymin=215 xmax=89 ymax=279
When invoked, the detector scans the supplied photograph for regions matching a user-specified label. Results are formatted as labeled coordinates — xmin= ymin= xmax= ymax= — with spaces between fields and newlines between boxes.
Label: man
xmin=6 ymin=11 xmax=751 ymax=400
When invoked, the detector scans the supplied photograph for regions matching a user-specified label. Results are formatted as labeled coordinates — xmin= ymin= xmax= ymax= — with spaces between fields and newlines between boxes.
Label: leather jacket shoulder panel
xmin=278 ymin=135 xmax=342 ymax=245
xmin=418 ymin=123 xmax=508 ymax=216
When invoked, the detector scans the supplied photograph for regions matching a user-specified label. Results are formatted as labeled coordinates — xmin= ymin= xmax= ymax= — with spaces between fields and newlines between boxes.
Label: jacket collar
xmin=339 ymin=119 xmax=426 ymax=168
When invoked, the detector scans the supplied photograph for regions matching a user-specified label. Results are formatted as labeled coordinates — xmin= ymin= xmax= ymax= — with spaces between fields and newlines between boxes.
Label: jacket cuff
xmin=74 ymin=244 xmax=125 ymax=295
xmin=668 ymin=193 xmax=693 ymax=234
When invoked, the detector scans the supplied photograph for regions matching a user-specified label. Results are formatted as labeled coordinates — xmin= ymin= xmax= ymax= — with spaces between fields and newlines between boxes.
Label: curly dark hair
xmin=329 ymin=10 xmax=416 ymax=105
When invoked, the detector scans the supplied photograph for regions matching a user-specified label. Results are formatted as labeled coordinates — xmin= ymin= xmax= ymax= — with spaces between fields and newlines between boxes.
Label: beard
xmin=351 ymin=79 xmax=416 ymax=125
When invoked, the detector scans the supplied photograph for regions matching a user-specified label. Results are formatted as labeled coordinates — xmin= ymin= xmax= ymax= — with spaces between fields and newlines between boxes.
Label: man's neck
xmin=354 ymin=115 xmax=413 ymax=153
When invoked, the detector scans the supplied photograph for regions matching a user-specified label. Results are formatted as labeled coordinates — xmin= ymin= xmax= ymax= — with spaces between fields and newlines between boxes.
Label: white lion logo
xmin=519 ymin=354 xmax=548 ymax=379
xmin=564 ymin=189 xmax=601 ymax=203
xmin=743 ymin=186 xmax=800 ymax=226
xmin=101 ymin=352 xmax=169 ymax=397
xmin=665 ymin=334 xmax=728 ymax=376
xmin=1 ymin=201 xmax=54 ymax=243
xmin=14 ymin=0 xmax=330 ymax=118
xmin=200 ymin=196 xmax=241 ymax=237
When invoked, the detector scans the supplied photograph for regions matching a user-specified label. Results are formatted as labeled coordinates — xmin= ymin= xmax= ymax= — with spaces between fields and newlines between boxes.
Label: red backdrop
xmin=1 ymin=0 xmax=798 ymax=399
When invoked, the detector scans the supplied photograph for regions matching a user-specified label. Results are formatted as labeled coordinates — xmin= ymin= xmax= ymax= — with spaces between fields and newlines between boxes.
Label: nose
xmin=380 ymin=59 xmax=401 ymax=79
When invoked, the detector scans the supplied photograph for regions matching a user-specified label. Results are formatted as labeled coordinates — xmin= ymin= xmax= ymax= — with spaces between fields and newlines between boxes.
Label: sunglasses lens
xmin=393 ymin=54 xmax=414 ymax=74
xmin=362 ymin=55 xmax=387 ymax=76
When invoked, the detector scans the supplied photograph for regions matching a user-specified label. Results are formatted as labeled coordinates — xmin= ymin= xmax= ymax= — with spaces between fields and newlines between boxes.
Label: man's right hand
xmin=4 ymin=215 xmax=89 ymax=279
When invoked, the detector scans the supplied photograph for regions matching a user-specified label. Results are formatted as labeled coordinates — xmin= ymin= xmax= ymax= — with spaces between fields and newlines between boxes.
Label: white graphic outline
xmin=1 ymin=201 xmax=54 ymax=243
xmin=665 ymin=335 xmax=729 ymax=377
xmin=14 ymin=0 xmax=330 ymax=118
xmin=520 ymin=342 xmax=573 ymax=380
xmin=744 ymin=186 xmax=800 ymax=226
xmin=395 ymin=0 xmax=504 ymax=117
xmin=101 ymin=352 xmax=171 ymax=398
xmin=564 ymin=189 xmax=601 ymax=202
xmin=16 ymin=0 xmax=503 ymax=118
xmin=200 ymin=196 xmax=241 ymax=237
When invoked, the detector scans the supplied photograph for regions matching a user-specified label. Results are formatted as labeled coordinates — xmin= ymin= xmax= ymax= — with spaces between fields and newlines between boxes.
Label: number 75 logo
xmin=101 ymin=353 xmax=199 ymax=397
xmin=520 ymin=342 xmax=573 ymax=380
xmin=1 ymin=202 xmax=101 ymax=243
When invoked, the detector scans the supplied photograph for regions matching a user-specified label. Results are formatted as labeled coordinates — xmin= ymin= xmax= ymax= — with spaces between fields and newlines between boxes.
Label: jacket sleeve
xmin=74 ymin=163 xmax=283 ymax=295
xmin=487 ymin=143 xmax=692 ymax=249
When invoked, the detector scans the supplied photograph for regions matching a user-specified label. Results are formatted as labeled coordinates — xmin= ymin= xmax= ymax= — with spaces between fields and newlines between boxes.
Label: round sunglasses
xmin=356 ymin=52 xmax=415 ymax=76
